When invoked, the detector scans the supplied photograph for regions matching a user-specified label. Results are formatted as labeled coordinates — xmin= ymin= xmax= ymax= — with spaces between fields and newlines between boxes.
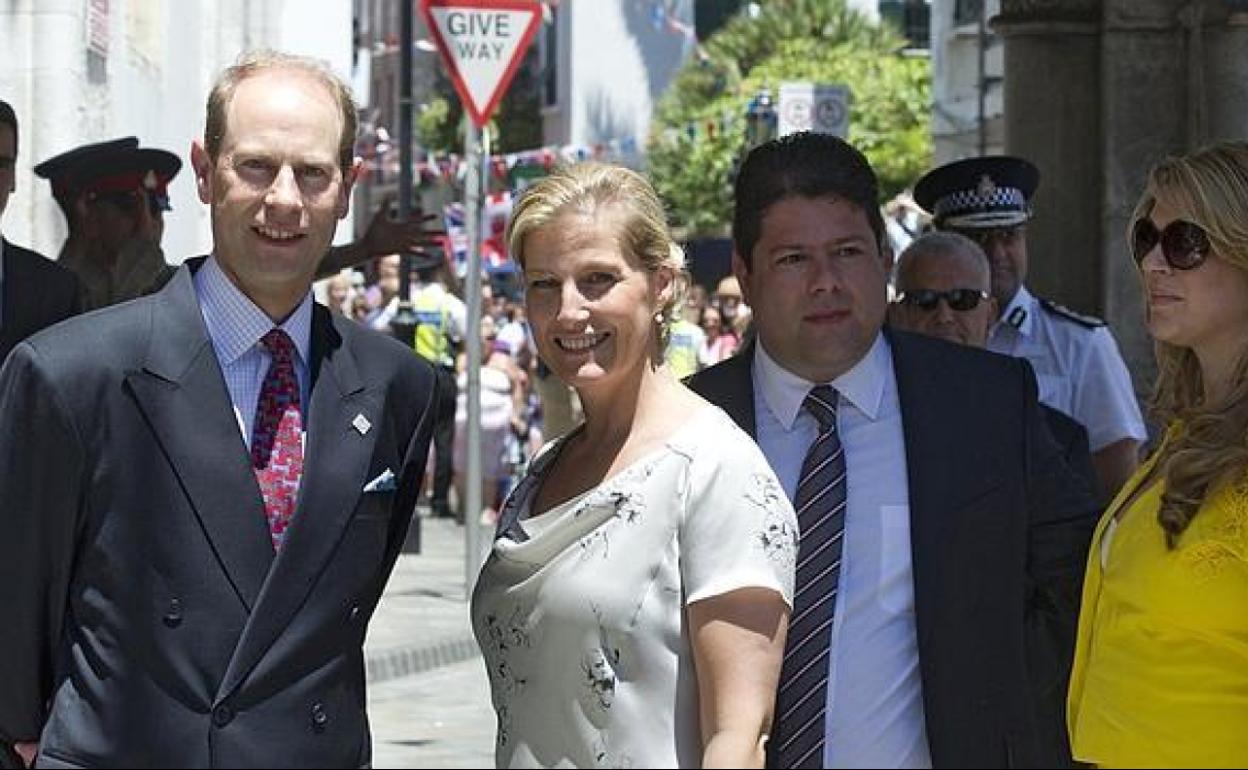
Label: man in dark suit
xmin=889 ymin=230 xmax=1100 ymax=502
xmin=687 ymin=132 xmax=1099 ymax=768
xmin=0 ymin=52 xmax=439 ymax=768
xmin=0 ymin=99 xmax=81 ymax=365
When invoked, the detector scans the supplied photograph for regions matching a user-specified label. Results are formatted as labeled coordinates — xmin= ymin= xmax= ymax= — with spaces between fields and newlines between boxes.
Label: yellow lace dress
xmin=1067 ymin=431 xmax=1248 ymax=767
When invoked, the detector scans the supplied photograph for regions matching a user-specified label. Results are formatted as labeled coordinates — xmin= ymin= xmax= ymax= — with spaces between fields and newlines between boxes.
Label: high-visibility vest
xmin=665 ymin=319 xmax=703 ymax=379
xmin=412 ymin=286 xmax=453 ymax=367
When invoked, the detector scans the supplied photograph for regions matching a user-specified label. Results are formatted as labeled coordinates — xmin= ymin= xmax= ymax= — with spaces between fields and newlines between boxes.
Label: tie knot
xmin=804 ymin=385 xmax=838 ymax=432
xmin=260 ymin=329 xmax=295 ymax=361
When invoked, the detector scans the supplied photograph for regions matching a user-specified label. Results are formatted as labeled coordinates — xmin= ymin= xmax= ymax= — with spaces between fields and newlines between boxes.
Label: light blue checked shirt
xmin=193 ymin=256 xmax=312 ymax=449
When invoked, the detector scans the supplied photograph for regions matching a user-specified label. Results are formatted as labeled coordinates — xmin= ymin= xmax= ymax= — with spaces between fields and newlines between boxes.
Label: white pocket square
xmin=363 ymin=468 xmax=397 ymax=493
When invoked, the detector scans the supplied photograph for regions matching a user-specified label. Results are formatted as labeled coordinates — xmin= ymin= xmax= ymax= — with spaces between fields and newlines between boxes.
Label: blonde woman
xmin=1068 ymin=141 xmax=1248 ymax=766
xmin=471 ymin=163 xmax=798 ymax=768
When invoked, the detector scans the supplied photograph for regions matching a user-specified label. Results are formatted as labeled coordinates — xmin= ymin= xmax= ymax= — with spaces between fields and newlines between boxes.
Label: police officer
xmin=664 ymin=301 xmax=705 ymax=380
xmin=915 ymin=155 xmax=1146 ymax=501
xmin=411 ymin=252 xmax=466 ymax=519
xmin=35 ymin=140 xmax=181 ymax=310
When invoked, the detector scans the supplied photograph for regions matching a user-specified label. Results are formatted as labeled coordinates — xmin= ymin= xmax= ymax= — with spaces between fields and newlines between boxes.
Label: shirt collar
xmin=754 ymin=331 xmax=890 ymax=430
xmin=995 ymin=284 xmax=1036 ymax=337
xmin=196 ymin=255 xmax=313 ymax=367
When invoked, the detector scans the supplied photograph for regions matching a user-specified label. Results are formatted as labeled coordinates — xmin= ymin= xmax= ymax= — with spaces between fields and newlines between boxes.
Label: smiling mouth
xmin=253 ymin=225 xmax=304 ymax=243
xmin=556 ymin=332 xmax=610 ymax=352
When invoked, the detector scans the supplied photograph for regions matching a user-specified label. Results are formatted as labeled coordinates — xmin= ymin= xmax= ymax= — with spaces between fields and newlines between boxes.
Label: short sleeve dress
xmin=470 ymin=405 xmax=798 ymax=768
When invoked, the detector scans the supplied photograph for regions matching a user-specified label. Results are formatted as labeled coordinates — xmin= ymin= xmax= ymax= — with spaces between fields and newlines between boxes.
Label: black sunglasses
xmin=1131 ymin=218 xmax=1210 ymax=270
xmin=895 ymin=288 xmax=990 ymax=312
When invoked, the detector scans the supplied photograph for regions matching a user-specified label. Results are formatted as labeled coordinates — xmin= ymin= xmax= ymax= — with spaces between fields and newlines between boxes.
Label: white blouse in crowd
xmin=470 ymin=405 xmax=799 ymax=768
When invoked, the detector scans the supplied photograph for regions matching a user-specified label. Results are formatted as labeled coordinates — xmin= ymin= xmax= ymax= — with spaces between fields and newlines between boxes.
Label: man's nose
xmin=265 ymin=165 xmax=301 ymax=209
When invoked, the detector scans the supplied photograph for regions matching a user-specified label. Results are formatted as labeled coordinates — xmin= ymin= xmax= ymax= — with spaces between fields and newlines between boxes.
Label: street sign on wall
xmin=777 ymin=82 xmax=851 ymax=139
xmin=419 ymin=0 xmax=542 ymax=128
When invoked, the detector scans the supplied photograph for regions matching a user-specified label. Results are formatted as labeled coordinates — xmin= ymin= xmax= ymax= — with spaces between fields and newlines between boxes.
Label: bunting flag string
xmin=356 ymin=136 xmax=642 ymax=187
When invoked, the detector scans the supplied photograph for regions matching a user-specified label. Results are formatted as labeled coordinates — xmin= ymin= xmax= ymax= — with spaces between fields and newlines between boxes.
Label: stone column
xmin=1100 ymin=0 xmax=1189 ymax=404
xmin=994 ymin=0 xmax=1103 ymax=315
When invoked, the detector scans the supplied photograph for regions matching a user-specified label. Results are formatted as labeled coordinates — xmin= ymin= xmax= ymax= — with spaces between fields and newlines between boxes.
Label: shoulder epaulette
xmin=1038 ymin=298 xmax=1105 ymax=328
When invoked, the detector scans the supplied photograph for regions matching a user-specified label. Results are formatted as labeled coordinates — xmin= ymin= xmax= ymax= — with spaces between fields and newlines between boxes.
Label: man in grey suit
xmin=687 ymin=133 xmax=1098 ymax=768
xmin=0 ymin=99 xmax=81 ymax=366
xmin=0 ymin=52 xmax=438 ymax=768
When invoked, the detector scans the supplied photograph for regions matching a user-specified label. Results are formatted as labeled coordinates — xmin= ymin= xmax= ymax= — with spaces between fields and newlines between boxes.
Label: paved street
xmin=365 ymin=513 xmax=497 ymax=768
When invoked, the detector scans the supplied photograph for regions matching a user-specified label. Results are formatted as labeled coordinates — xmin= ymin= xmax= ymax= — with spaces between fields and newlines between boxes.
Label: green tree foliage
xmin=649 ymin=0 xmax=931 ymax=235
xmin=417 ymin=48 xmax=543 ymax=154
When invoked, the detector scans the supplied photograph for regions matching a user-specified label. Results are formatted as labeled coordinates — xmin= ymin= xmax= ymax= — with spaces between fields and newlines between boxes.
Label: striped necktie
xmin=770 ymin=384 xmax=846 ymax=769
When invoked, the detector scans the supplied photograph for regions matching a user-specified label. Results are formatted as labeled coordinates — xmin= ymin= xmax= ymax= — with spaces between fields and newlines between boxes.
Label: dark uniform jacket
xmin=0 ymin=239 xmax=81 ymax=365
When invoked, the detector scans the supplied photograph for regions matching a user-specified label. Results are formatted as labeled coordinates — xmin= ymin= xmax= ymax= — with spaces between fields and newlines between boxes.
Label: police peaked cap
xmin=914 ymin=155 xmax=1039 ymax=229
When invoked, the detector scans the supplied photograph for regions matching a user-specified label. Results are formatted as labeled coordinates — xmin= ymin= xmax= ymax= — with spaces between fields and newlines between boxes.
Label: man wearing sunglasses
xmin=890 ymin=230 xmax=1099 ymax=501
xmin=914 ymin=156 xmax=1146 ymax=504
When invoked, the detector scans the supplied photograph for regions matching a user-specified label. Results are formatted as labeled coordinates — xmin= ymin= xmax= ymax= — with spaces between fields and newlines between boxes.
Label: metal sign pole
xmin=463 ymin=118 xmax=485 ymax=597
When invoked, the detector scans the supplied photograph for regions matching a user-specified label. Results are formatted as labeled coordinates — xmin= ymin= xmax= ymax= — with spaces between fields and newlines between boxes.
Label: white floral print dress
xmin=470 ymin=405 xmax=798 ymax=768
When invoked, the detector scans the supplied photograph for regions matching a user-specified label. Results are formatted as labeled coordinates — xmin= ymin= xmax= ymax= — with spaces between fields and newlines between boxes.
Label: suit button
xmin=348 ymin=604 xmax=360 ymax=623
xmin=163 ymin=598 xmax=183 ymax=628
xmin=212 ymin=704 xmax=234 ymax=727
xmin=310 ymin=702 xmax=328 ymax=733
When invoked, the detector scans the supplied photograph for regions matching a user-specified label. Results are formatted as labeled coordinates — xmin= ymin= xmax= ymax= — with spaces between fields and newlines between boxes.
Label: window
xmin=954 ymin=0 xmax=984 ymax=26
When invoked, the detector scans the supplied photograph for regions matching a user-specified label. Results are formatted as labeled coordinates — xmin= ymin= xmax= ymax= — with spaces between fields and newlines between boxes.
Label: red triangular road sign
xmin=419 ymin=0 xmax=543 ymax=128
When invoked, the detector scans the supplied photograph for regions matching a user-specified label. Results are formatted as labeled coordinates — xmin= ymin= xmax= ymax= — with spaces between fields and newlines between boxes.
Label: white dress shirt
xmin=753 ymin=334 xmax=933 ymax=768
xmin=193 ymin=256 xmax=312 ymax=448
xmin=988 ymin=285 xmax=1146 ymax=452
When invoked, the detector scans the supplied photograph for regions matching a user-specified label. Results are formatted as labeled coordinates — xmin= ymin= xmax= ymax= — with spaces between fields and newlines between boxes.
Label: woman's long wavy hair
xmin=1130 ymin=141 xmax=1248 ymax=547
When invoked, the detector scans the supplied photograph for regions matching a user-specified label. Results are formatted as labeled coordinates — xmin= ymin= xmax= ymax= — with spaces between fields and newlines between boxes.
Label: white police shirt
xmin=987 ymin=285 xmax=1146 ymax=452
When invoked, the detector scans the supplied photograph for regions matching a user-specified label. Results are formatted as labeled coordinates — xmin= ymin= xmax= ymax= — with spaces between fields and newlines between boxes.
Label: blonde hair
xmin=506 ymin=162 xmax=688 ymax=348
xmin=204 ymin=50 xmax=358 ymax=174
xmin=1130 ymin=140 xmax=1248 ymax=547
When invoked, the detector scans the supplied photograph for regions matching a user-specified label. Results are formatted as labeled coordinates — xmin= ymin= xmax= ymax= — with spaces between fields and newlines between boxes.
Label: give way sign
xmin=419 ymin=0 xmax=543 ymax=128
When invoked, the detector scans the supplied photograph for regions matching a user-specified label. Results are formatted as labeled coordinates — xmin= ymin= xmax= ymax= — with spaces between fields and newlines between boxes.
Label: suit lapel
xmin=218 ymin=307 xmax=377 ymax=699
xmin=123 ymin=261 xmax=274 ymax=611
xmin=888 ymin=329 xmax=964 ymax=651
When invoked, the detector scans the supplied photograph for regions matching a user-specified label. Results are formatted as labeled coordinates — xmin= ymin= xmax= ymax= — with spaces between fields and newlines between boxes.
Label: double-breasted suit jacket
xmin=0 ymin=259 xmax=439 ymax=768
xmin=687 ymin=328 xmax=1100 ymax=768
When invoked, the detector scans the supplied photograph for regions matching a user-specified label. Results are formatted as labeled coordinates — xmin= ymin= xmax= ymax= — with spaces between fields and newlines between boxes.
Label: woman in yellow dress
xmin=1067 ymin=141 xmax=1248 ymax=767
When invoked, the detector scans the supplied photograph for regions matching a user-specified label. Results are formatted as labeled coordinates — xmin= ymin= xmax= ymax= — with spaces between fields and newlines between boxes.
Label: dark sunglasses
xmin=895 ymin=288 xmax=990 ymax=312
xmin=1131 ymin=218 xmax=1210 ymax=270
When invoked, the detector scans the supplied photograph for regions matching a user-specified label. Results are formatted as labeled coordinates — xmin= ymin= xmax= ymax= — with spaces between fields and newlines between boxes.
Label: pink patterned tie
xmin=251 ymin=329 xmax=303 ymax=551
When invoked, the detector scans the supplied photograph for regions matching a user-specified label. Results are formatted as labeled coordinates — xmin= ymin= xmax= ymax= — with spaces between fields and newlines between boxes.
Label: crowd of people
xmin=1 ymin=46 xmax=1247 ymax=770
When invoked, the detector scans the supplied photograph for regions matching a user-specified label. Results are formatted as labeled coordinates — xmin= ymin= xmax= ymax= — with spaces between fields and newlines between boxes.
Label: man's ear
xmin=190 ymin=140 xmax=213 ymax=205
xmin=731 ymin=249 xmax=751 ymax=306
xmin=338 ymin=158 xmax=362 ymax=220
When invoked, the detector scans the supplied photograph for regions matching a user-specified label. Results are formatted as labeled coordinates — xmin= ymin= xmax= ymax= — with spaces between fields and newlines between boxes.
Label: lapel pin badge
xmin=352 ymin=413 xmax=372 ymax=436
